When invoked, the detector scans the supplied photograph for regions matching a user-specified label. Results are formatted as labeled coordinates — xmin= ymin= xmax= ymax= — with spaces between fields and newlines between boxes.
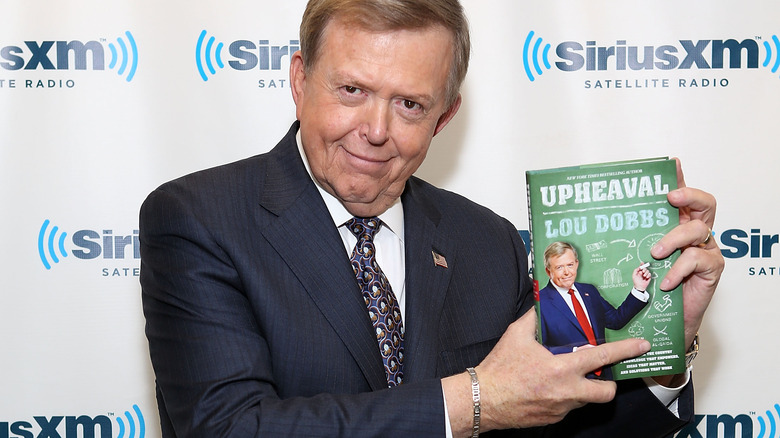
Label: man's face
xmin=546 ymin=249 xmax=579 ymax=290
xmin=290 ymin=19 xmax=461 ymax=217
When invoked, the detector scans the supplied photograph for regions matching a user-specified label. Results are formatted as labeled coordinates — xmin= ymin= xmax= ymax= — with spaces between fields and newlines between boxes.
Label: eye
xmin=343 ymin=86 xmax=360 ymax=94
xmin=402 ymin=99 xmax=421 ymax=110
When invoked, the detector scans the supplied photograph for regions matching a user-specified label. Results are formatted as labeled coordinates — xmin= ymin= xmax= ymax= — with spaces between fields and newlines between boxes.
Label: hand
xmin=632 ymin=265 xmax=651 ymax=291
xmin=650 ymin=158 xmax=725 ymax=350
xmin=573 ymin=343 xmax=595 ymax=352
xmin=442 ymin=310 xmax=651 ymax=434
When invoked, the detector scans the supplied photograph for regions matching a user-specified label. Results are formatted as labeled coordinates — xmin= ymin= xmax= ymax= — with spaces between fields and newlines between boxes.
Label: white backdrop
xmin=1 ymin=1 xmax=777 ymax=437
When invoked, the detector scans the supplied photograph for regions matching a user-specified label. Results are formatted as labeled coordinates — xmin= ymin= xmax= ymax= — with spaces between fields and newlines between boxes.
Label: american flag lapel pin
xmin=432 ymin=251 xmax=448 ymax=268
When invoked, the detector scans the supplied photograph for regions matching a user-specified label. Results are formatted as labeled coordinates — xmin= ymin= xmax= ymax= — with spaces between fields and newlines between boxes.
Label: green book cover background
xmin=526 ymin=158 xmax=686 ymax=380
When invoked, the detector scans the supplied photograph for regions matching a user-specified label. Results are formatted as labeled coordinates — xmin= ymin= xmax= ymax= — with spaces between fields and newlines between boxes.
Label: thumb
xmin=512 ymin=308 xmax=540 ymax=340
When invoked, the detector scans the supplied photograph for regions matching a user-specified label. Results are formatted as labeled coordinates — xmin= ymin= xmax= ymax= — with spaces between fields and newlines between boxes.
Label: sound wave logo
xmin=523 ymin=31 xmax=552 ymax=82
xmin=38 ymin=219 xmax=68 ymax=270
xmin=522 ymin=31 xmax=780 ymax=85
xmin=758 ymin=403 xmax=780 ymax=438
xmin=107 ymin=31 xmax=138 ymax=82
xmin=762 ymin=35 xmax=780 ymax=79
xmin=196 ymin=30 xmax=225 ymax=81
xmin=116 ymin=404 xmax=146 ymax=438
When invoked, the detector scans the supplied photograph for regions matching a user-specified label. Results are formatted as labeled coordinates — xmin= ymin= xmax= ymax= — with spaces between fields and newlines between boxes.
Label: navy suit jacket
xmin=538 ymin=281 xmax=648 ymax=380
xmin=140 ymin=122 xmax=692 ymax=437
xmin=538 ymin=281 xmax=647 ymax=355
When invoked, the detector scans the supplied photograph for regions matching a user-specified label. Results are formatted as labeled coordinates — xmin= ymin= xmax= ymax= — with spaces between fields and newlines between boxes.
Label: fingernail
xmin=651 ymin=243 xmax=662 ymax=257
xmin=660 ymin=277 xmax=672 ymax=291
xmin=639 ymin=340 xmax=651 ymax=353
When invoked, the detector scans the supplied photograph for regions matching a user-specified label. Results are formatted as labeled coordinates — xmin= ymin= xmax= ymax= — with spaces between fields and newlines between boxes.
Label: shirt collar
xmin=551 ymin=281 xmax=577 ymax=295
xmin=296 ymin=129 xmax=405 ymax=241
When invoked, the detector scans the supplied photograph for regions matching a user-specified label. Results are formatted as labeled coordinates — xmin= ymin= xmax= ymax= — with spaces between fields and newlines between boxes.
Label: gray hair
xmin=299 ymin=0 xmax=470 ymax=106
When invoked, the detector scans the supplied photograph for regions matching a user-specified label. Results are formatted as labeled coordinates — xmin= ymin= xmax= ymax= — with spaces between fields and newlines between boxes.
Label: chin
xmin=333 ymin=184 xmax=381 ymax=205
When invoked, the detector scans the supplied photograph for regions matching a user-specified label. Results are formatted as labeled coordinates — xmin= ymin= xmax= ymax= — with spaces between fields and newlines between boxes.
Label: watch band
xmin=685 ymin=333 xmax=699 ymax=368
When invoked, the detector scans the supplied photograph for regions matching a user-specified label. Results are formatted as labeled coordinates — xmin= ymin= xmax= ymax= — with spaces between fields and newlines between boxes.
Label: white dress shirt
xmin=296 ymin=132 xmax=407 ymax=320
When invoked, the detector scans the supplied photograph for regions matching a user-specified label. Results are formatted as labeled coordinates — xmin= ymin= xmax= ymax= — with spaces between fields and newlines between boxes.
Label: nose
xmin=360 ymin=100 xmax=390 ymax=146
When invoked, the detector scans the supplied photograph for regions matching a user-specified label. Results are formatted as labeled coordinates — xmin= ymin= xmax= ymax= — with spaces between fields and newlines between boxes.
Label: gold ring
xmin=699 ymin=229 xmax=712 ymax=247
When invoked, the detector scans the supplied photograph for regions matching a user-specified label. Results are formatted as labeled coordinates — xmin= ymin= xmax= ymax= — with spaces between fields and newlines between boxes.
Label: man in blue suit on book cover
xmin=538 ymin=241 xmax=651 ymax=379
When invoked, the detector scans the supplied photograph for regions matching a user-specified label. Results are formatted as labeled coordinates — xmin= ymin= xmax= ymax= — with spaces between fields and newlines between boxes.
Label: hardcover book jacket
xmin=526 ymin=157 xmax=685 ymax=380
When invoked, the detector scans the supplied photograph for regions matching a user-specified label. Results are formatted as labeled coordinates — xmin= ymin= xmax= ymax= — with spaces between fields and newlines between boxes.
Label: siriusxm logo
xmin=719 ymin=228 xmax=779 ymax=259
xmin=0 ymin=404 xmax=144 ymax=438
xmin=195 ymin=30 xmax=299 ymax=82
xmin=37 ymin=219 xmax=139 ymax=271
xmin=522 ymin=31 xmax=779 ymax=82
xmin=0 ymin=31 xmax=138 ymax=82
xmin=718 ymin=228 xmax=780 ymax=277
xmin=675 ymin=404 xmax=780 ymax=438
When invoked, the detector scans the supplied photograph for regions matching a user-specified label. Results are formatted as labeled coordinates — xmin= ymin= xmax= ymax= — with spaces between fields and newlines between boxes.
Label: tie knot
xmin=346 ymin=217 xmax=382 ymax=239
xmin=568 ymin=288 xmax=576 ymax=296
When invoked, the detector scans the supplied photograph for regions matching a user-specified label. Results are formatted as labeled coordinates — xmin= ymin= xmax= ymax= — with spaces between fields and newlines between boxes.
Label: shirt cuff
xmin=442 ymin=389 xmax=454 ymax=438
xmin=643 ymin=367 xmax=691 ymax=417
xmin=631 ymin=287 xmax=650 ymax=302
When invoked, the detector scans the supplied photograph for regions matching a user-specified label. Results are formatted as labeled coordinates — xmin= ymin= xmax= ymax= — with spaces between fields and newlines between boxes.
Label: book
xmin=526 ymin=157 xmax=686 ymax=380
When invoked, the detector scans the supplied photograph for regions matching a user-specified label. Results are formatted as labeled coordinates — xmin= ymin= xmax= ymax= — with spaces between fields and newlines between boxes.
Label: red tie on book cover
xmin=569 ymin=288 xmax=601 ymax=376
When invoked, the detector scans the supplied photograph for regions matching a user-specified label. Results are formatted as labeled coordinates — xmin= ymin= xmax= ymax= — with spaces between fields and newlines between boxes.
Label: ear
xmin=289 ymin=51 xmax=306 ymax=119
xmin=433 ymin=93 xmax=462 ymax=137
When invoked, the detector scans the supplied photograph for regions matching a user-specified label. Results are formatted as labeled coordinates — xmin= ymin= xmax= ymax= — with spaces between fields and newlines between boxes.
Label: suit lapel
xmin=400 ymin=179 xmax=455 ymax=382
xmin=257 ymin=124 xmax=387 ymax=390
xmin=545 ymin=282 xmax=587 ymax=337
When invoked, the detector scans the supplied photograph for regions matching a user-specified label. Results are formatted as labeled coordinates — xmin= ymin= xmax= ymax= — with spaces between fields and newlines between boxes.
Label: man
xmin=140 ymin=0 xmax=724 ymax=436
xmin=538 ymin=242 xmax=651 ymax=378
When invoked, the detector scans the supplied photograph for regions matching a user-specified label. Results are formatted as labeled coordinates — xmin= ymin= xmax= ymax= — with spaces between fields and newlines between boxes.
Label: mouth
xmin=340 ymin=145 xmax=392 ymax=171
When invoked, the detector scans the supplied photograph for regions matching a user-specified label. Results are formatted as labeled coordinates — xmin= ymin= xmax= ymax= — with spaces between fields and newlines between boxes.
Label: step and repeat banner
xmin=1 ymin=1 xmax=777 ymax=437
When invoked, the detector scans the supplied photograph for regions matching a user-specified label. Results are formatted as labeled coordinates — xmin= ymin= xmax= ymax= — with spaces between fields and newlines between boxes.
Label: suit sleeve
xmin=140 ymin=187 xmax=446 ymax=437
xmin=592 ymin=285 xmax=648 ymax=330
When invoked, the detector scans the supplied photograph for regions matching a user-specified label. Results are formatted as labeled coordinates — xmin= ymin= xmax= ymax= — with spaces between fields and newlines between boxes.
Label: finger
xmin=667 ymin=189 xmax=716 ymax=233
xmin=656 ymin=246 xmax=722 ymax=346
xmin=673 ymin=157 xmax=686 ymax=189
xmin=669 ymin=159 xmax=717 ymax=227
xmin=657 ymin=243 xmax=723 ymax=293
xmin=566 ymin=340 xmax=649 ymax=404
xmin=570 ymin=339 xmax=650 ymax=382
xmin=651 ymin=219 xmax=714 ymax=260
xmin=579 ymin=377 xmax=619 ymax=405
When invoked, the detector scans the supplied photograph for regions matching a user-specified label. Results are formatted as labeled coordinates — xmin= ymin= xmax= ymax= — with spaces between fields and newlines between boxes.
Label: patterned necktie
xmin=346 ymin=217 xmax=405 ymax=387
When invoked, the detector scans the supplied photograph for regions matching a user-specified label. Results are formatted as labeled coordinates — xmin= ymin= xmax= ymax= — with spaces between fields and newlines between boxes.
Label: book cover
xmin=526 ymin=157 xmax=686 ymax=380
